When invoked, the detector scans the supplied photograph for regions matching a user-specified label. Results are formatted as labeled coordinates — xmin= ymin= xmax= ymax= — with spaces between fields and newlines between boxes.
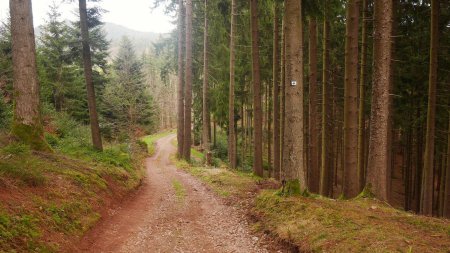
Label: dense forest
xmin=1 ymin=0 xmax=450 ymax=251
xmin=168 ymin=0 xmax=450 ymax=218
xmin=0 ymin=1 xmax=175 ymax=145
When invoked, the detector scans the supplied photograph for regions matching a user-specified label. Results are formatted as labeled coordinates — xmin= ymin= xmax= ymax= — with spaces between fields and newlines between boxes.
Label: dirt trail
xmin=77 ymin=134 xmax=281 ymax=253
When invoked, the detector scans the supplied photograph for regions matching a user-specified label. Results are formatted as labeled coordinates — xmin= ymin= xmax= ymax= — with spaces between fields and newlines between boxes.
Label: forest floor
xmin=175 ymin=150 xmax=450 ymax=253
xmin=76 ymin=134 xmax=287 ymax=253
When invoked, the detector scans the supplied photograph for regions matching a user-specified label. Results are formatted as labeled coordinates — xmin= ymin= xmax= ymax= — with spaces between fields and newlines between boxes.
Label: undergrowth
xmin=0 ymin=112 xmax=147 ymax=252
xmin=173 ymin=154 xmax=450 ymax=253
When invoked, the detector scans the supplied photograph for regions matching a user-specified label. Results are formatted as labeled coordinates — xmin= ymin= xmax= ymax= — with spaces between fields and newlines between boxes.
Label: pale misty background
xmin=0 ymin=0 xmax=174 ymax=33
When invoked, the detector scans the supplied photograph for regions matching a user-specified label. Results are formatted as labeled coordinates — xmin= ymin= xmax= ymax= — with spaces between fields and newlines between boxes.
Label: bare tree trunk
xmin=445 ymin=112 xmax=450 ymax=217
xmin=308 ymin=18 xmax=319 ymax=193
xmin=228 ymin=0 xmax=237 ymax=168
xmin=366 ymin=0 xmax=393 ymax=201
xmin=282 ymin=0 xmax=306 ymax=193
xmin=268 ymin=81 xmax=272 ymax=176
xmin=438 ymin=152 xmax=445 ymax=216
xmin=280 ymin=14 xmax=286 ymax=180
xmin=183 ymin=0 xmax=193 ymax=160
xmin=250 ymin=0 xmax=263 ymax=177
xmin=79 ymin=0 xmax=102 ymax=151
xmin=10 ymin=0 xmax=49 ymax=151
xmin=177 ymin=0 xmax=185 ymax=158
xmin=421 ymin=0 xmax=439 ymax=216
xmin=343 ymin=0 xmax=361 ymax=198
xmin=273 ymin=1 xmax=281 ymax=180
xmin=320 ymin=19 xmax=332 ymax=197
xmin=202 ymin=0 xmax=210 ymax=155
xmin=357 ymin=0 xmax=368 ymax=192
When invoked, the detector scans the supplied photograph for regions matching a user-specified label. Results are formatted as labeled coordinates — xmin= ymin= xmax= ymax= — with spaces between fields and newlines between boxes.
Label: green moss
xmin=277 ymin=179 xmax=302 ymax=196
xmin=0 ymin=210 xmax=50 ymax=252
xmin=356 ymin=185 xmax=375 ymax=199
xmin=11 ymin=122 xmax=52 ymax=152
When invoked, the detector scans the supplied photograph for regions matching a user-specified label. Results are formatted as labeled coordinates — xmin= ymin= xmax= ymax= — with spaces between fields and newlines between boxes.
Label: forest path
xmin=77 ymin=134 xmax=274 ymax=253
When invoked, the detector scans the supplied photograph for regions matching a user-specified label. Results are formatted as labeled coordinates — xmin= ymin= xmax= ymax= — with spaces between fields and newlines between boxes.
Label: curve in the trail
xmin=77 ymin=134 xmax=272 ymax=253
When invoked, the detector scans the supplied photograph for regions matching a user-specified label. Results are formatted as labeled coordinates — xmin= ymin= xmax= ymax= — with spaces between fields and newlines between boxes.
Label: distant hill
xmin=103 ymin=22 xmax=165 ymax=58
xmin=36 ymin=22 xmax=165 ymax=59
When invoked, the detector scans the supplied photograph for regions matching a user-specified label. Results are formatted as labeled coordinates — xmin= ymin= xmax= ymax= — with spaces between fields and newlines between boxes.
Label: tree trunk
xmin=366 ymin=0 xmax=393 ymax=202
xmin=280 ymin=13 xmax=286 ymax=180
xmin=10 ymin=0 xmax=50 ymax=151
xmin=438 ymin=153 xmax=445 ymax=216
xmin=268 ymin=80 xmax=272 ymax=176
xmin=445 ymin=112 xmax=450 ymax=217
xmin=282 ymin=0 xmax=306 ymax=193
xmin=421 ymin=0 xmax=439 ymax=216
xmin=177 ymin=0 xmax=185 ymax=158
xmin=79 ymin=0 xmax=102 ymax=151
xmin=273 ymin=1 xmax=281 ymax=180
xmin=357 ymin=0 xmax=368 ymax=192
xmin=320 ymin=20 xmax=332 ymax=197
xmin=202 ymin=0 xmax=210 ymax=155
xmin=250 ymin=0 xmax=263 ymax=177
xmin=183 ymin=0 xmax=193 ymax=161
xmin=343 ymin=0 xmax=361 ymax=198
xmin=308 ymin=18 xmax=319 ymax=193
xmin=228 ymin=0 xmax=237 ymax=169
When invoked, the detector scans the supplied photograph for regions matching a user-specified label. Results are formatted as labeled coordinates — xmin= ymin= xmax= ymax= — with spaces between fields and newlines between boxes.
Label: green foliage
xmin=2 ymin=143 xmax=31 ymax=155
xmin=0 ymin=210 xmax=51 ymax=253
xmin=43 ymin=201 xmax=98 ymax=235
xmin=0 ymin=144 xmax=47 ymax=187
xmin=211 ymin=130 xmax=228 ymax=161
xmin=102 ymin=36 xmax=155 ymax=136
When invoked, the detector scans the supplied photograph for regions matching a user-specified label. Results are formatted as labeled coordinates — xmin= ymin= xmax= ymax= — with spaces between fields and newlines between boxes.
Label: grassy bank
xmin=0 ymin=114 xmax=148 ymax=252
xmin=174 ymin=159 xmax=450 ymax=253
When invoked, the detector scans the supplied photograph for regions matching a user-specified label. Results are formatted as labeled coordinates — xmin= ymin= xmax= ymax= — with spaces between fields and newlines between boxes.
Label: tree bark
xmin=267 ymin=79 xmax=272 ymax=176
xmin=273 ymin=1 xmax=281 ymax=180
xmin=183 ymin=0 xmax=193 ymax=160
xmin=357 ymin=0 xmax=368 ymax=192
xmin=10 ymin=0 xmax=50 ymax=151
xmin=250 ymin=0 xmax=263 ymax=177
xmin=445 ymin=112 xmax=450 ymax=217
xmin=177 ymin=0 xmax=185 ymax=158
xmin=282 ymin=0 xmax=306 ymax=193
xmin=228 ymin=0 xmax=237 ymax=169
xmin=366 ymin=0 xmax=393 ymax=202
xmin=79 ymin=0 xmax=102 ymax=151
xmin=320 ymin=20 xmax=332 ymax=197
xmin=202 ymin=0 xmax=210 ymax=155
xmin=308 ymin=18 xmax=319 ymax=193
xmin=280 ymin=12 xmax=286 ymax=180
xmin=343 ymin=0 xmax=361 ymax=198
xmin=421 ymin=0 xmax=439 ymax=216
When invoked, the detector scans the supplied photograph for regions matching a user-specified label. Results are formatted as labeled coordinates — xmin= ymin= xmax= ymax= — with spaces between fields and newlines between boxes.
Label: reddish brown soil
xmin=76 ymin=134 xmax=285 ymax=253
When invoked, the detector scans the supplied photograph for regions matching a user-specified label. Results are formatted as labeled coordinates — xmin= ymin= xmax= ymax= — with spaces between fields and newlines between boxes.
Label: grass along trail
xmin=77 ymin=134 xmax=282 ymax=253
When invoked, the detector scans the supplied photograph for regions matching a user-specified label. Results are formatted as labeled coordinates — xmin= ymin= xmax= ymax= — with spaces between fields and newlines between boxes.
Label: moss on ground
xmin=0 ymin=136 xmax=146 ymax=252
xmin=174 ymin=158 xmax=450 ymax=253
